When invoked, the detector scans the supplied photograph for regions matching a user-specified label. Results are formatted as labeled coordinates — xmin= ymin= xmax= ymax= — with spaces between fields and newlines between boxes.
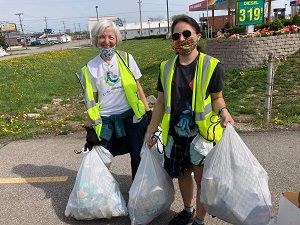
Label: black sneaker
xmin=191 ymin=221 xmax=204 ymax=225
xmin=168 ymin=209 xmax=195 ymax=225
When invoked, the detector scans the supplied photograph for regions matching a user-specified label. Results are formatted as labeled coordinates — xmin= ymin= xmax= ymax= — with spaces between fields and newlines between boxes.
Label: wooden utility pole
xmin=267 ymin=0 xmax=272 ymax=22
xmin=15 ymin=13 xmax=24 ymax=33
xmin=137 ymin=0 xmax=143 ymax=37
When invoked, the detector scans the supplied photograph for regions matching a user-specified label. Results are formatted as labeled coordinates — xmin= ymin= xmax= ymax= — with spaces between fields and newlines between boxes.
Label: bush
xmin=238 ymin=26 xmax=247 ymax=34
xmin=282 ymin=18 xmax=292 ymax=26
xmin=224 ymin=22 xmax=232 ymax=29
xmin=269 ymin=19 xmax=284 ymax=31
xmin=227 ymin=27 xmax=239 ymax=35
xmin=0 ymin=34 xmax=8 ymax=50
xmin=254 ymin=23 xmax=270 ymax=30
xmin=291 ymin=14 xmax=300 ymax=26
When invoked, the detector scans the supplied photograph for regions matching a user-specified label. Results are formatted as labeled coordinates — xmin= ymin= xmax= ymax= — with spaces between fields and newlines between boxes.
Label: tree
xmin=269 ymin=19 xmax=284 ymax=31
xmin=171 ymin=14 xmax=187 ymax=22
xmin=0 ymin=32 xmax=8 ymax=50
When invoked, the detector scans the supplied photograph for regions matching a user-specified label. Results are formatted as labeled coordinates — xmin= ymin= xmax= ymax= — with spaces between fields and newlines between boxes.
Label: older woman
xmin=77 ymin=19 xmax=151 ymax=179
xmin=145 ymin=16 xmax=234 ymax=225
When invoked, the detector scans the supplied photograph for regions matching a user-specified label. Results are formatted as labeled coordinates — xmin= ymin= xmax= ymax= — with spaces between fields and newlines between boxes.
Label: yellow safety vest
xmin=160 ymin=52 xmax=223 ymax=145
xmin=76 ymin=50 xmax=146 ymax=140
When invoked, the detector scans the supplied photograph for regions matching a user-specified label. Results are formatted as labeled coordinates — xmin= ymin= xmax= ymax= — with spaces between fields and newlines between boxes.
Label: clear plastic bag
xmin=94 ymin=145 xmax=114 ymax=168
xmin=200 ymin=123 xmax=272 ymax=225
xmin=128 ymin=143 xmax=175 ymax=225
xmin=65 ymin=146 xmax=128 ymax=220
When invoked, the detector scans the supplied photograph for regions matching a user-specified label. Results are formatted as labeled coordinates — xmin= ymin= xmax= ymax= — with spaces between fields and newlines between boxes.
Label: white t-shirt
xmin=86 ymin=53 xmax=142 ymax=116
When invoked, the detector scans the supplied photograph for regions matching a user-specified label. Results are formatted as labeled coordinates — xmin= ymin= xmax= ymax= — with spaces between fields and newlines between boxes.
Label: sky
xmin=0 ymin=0 xmax=293 ymax=33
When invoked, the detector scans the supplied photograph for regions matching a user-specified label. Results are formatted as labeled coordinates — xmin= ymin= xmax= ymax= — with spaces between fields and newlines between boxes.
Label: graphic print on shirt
xmin=104 ymin=64 xmax=120 ymax=86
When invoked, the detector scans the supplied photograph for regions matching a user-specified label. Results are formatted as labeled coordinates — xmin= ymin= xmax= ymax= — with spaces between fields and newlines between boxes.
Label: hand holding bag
xmin=128 ymin=143 xmax=175 ymax=225
xmin=65 ymin=146 xmax=127 ymax=220
xmin=200 ymin=123 xmax=272 ymax=225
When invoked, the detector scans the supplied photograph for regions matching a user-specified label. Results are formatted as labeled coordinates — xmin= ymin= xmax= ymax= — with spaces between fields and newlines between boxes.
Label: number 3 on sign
xmin=239 ymin=9 xmax=246 ymax=22
xmin=239 ymin=7 xmax=261 ymax=22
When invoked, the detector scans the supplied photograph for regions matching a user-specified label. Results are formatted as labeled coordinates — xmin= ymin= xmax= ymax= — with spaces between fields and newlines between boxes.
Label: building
xmin=119 ymin=20 xmax=169 ymax=40
xmin=200 ymin=15 xmax=234 ymax=31
xmin=273 ymin=8 xmax=286 ymax=18
xmin=87 ymin=16 xmax=169 ymax=40
xmin=290 ymin=0 xmax=300 ymax=16
xmin=88 ymin=16 xmax=118 ymax=40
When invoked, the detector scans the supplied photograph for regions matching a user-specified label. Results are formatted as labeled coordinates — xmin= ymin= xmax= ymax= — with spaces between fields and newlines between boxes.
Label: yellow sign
xmin=0 ymin=23 xmax=17 ymax=32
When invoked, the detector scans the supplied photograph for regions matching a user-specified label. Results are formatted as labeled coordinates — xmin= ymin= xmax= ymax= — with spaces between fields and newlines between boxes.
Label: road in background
xmin=0 ymin=130 xmax=299 ymax=225
xmin=0 ymin=39 xmax=91 ymax=61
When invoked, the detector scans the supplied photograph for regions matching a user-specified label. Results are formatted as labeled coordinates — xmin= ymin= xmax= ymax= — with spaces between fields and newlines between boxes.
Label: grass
xmin=0 ymin=39 xmax=299 ymax=140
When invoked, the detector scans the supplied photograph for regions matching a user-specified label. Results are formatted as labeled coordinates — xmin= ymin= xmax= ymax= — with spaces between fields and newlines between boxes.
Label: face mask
xmin=172 ymin=37 xmax=198 ymax=55
xmin=98 ymin=46 xmax=116 ymax=60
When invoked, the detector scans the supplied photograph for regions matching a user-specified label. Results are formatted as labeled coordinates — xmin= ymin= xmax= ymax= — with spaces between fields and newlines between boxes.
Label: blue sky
xmin=0 ymin=0 xmax=292 ymax=33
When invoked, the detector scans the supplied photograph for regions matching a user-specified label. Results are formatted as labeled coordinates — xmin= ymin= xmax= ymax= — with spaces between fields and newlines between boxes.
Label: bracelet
xmin=218 ymin=107 xmax=228 ymax=117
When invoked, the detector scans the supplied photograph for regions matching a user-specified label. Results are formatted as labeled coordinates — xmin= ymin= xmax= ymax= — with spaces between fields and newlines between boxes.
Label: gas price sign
xmin=236 ymin=0 xmax=265 ymax=26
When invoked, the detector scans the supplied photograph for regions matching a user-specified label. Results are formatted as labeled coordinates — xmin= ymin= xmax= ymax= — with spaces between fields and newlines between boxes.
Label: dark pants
xmin=99 ymin=114 xmax=148 ymax=180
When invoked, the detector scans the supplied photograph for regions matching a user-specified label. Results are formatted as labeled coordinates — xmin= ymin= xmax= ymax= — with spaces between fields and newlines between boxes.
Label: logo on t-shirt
xmin=104 ymin=71 xmax=120 ymax=86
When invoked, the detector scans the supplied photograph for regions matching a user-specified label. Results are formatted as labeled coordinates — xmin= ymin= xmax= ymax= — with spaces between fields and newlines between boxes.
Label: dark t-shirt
xmin=156 ymin=56 xmax=225 ymax=118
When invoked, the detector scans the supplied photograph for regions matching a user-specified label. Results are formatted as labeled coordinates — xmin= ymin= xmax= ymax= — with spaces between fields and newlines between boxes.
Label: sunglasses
xmin=171 ymin=30 xmax=192 ymax=41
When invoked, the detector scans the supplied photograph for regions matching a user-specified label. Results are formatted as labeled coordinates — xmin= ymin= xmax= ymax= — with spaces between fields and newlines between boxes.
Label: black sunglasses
xmin=171 ymin=30 xmax=192 ymax=41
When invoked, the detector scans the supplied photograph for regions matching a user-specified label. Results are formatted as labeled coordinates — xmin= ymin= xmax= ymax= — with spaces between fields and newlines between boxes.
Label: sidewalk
xmin=0 ymin=130 xmax=299 ymax=225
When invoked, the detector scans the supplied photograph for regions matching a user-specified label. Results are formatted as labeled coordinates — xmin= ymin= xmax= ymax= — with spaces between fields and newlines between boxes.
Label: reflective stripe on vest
xmin=76 ymin=66 xmax=102 ymax=138
xmin=160 ymin=53 xmax=223 ymax=145
xmin=76 ymin=51 xmax=145 ymax=140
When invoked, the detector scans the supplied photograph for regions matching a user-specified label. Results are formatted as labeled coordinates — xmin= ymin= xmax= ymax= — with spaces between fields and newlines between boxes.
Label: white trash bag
xmin=94 ymin=145 xmax=114 ymax=168
xmin=128 ymin=143 xmax=175 ymax=225
xmin=65 ymin=146 xmax=128 ymax=220
xmin=200 ymin=123 xmax=272 ymax=225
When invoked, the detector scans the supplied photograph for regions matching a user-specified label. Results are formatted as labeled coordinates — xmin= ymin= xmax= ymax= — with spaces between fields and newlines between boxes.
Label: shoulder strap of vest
xmin=116 ymin=50 xmax=129 ymax=67
xmin=115 ymin=50 xmax=137 ymax=81
xmin=75 ymin=64 xmax=87 ymax=91
xmin=160 ymin=56 xmax=177 ymax=90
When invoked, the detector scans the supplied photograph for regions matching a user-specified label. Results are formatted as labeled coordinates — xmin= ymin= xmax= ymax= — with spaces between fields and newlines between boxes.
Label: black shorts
xmin=163 ymin=132 xmax=196 ymax=179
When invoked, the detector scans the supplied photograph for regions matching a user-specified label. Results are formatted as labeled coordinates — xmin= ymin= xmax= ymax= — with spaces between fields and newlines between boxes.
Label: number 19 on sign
xmin=236 ymin=0 xmax=265 ymax=26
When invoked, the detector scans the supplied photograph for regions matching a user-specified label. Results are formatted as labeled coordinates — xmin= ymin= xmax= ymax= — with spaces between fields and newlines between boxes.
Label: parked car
xmin=30 ymin=40 xmax=41 ymax=46
xmin=48 ymin=40 xmax=59 ymax=45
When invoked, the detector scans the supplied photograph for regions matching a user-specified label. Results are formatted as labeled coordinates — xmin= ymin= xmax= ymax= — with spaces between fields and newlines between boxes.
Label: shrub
xmin=254 ymin=23 xmax=270 ymax=30
xmin=238 ymin=26 xmax=247 ymax=34
xmin=282 ymin=18 xmax=292 ymax=26
xmin=269 ymin=19 xmax=284 ymax=31
xmin=227 ymin=27 xmax=239 ymax=35
xmin=224 ymin=22 xmax=232 ymax=29
xmin=0 ymin=34 xmax=8 ymax=50
xmin=291 ymin=14 xmax=300 ymax=26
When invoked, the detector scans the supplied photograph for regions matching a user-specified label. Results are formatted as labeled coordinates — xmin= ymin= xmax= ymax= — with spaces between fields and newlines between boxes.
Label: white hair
xmin=91 ymin=19 xmax=122 ymax=47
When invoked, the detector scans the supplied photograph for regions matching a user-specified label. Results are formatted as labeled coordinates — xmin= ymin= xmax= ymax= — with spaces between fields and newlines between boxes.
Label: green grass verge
xmin=0 ymin=39 xmax=299 ymax=140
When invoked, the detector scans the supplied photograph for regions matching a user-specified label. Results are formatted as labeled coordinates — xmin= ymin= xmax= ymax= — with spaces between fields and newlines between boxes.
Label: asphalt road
xmin=0 ymin=130 xmax=299 ymax=225
xmin=0 ymin=39 xmax=91 ymax=61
